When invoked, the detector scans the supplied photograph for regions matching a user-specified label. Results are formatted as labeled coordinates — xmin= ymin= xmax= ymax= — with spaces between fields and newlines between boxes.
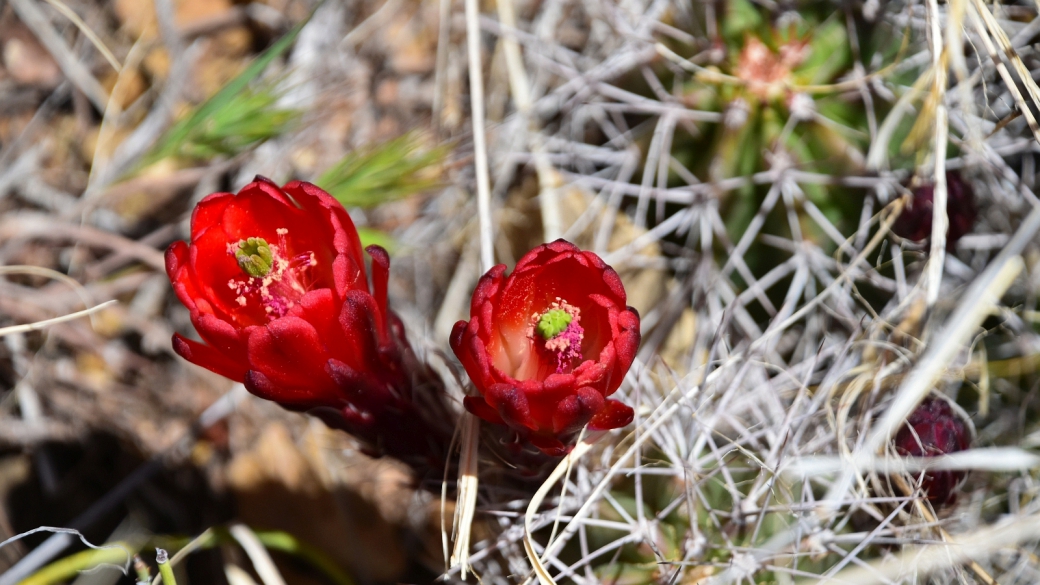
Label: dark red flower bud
xmin=893 ymin=397 xmax=973 ymax=507
xmin=892 ymin=171 xmax=976 ymax=250
xmin=166 ymin=177 xmax=450 ymax=465
xmin=450 ymin=240 xmax=640 ymax=456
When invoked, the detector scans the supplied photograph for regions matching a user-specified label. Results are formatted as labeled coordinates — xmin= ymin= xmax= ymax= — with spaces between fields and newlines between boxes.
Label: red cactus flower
xmin=892 ymin=171 xmax=976 ymax=250
xmin=166 ymin=176 xmax=450 ymax=464
xmin=450 ymin=240 xmax=640 ymax=456
xmin=894 ymin=396 xmax=973 ymax=507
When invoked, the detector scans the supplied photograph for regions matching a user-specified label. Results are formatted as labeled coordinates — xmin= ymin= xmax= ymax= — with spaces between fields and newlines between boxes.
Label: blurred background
xmin=2 ymin=0 xmax=1040 ymax=583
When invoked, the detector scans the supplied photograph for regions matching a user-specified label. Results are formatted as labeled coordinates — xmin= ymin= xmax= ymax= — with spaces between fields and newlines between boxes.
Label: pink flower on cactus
xmin=451 ymin=240 xmax=640 ymax=456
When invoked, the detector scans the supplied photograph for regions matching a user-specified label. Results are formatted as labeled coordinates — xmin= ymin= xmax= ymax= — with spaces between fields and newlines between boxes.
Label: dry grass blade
xmin=0 ymin=264 xmax=95 ymax=311
xmin=450 ymin=414 xmax=480 ymax=579
xmin=968 ymin=0 xmax=1040 ymax=145
xmin=447 ymin=1 xmax=498 ymax=575
xmin=466 ymin=0 xmax=494 ymax=272
xmin=7 ymin=0 xmax=110 ymax=109
xmin=0 ymin=300 xmax=116 ymax=338
xmin=787 ymin=446 xmax=1040 ymax=476
xmin=495 ymin=0 xmax=562 ymax=242
xmin=924 ymin=0 xmax=949 ymax=306
xmin=866 ymin=68 xmax=932 ymax=170
xmin=972 ymin=0 xmax=1040 ymax=124
xmin=522 ymin=437 xmax=598 ymax=585
xmin=40 ymin=0 xmax=121 ymax=72
xmin=2 ymin=529 xmax=134 ymax=585
xmin=228 ymin=525 xmax=287 ymax=585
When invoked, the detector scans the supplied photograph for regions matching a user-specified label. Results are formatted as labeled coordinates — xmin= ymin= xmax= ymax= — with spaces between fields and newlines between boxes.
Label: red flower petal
xmin=189 ymin=192 xmax=235 ymax=241
xmin=366 ymin=245 xmax=392 ymax=344
xmin=243 ymin=369 xmax=283 ymax=402
xmin=528 ymin=434 xmax=569 ymax=457
xmin=457 ymin=323 xmax=494 ymax=390
xmin=552 ymin=387 xmax=604 ymax=434
xmin=588 ymin=399 xmax=635 ymax=431
xmin=247 ymin=317 xmax=335 ymax=398
xmin=463 ymin=395 xmax=505 ymax=425
xmin=284 ymin=180 xmax=366 ymax=294
xmin=172 ymin=333 xmax=246 ymax=382
xmin=193 ymin=313 xmax=248 ymax=363
xmin=338 ymin=290 xmax=385 ymax=370
xmin=326 ymin=358 xmax=391 ymax=409
xmin=487 ymin=383 xmax=534 ymax=430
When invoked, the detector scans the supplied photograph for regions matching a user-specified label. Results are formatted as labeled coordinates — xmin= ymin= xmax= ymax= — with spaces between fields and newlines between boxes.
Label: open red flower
xmin=450 ymin=240 xmax=640 ymax=456
xmin=166 ymin=177 xmax=450 ymax=464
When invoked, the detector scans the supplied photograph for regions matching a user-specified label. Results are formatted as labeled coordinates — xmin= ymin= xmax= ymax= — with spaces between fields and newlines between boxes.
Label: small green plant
xmin=138 ymin=15 xmax=308 ymax=169
xmin=317 ymin=132 xmax=449 ymax=209
xmin=20 ymin=527 xmax=354 ymax=585
xmin=161 ymin=85 xmax=299 ymax=163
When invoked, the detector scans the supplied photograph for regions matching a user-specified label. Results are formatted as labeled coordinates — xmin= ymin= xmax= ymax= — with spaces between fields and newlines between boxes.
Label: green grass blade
xmin=140 ymin=9 xmax=314 ymax=168
xmin=317 ymin=132 xmax=450 ymax=208
xmin=252 ymin=530 xmax=356 ymax=585
xmin=19 ymin=541 xmax=139 ymax=585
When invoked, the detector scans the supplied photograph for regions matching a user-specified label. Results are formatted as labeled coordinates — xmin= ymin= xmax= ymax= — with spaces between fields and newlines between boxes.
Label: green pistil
xmin=236 ymin=237 xmax=273 ymax=277
xmin=536 ymin=308 xmax=572 ymax=340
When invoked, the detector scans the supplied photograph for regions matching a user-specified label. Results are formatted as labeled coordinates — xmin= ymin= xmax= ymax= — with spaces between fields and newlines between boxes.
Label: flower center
xmin=735 ymin=37 xmax=808 ymax=99
xmin=227 ymin=228 xmax=317 ymax=320
xmin=536 ymin=308 xmax=572 ymax=340
xmin=235 ymin=237 xmax=273 ymax=277
xmin=528 ymin=299 xmax=584 ymax=374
